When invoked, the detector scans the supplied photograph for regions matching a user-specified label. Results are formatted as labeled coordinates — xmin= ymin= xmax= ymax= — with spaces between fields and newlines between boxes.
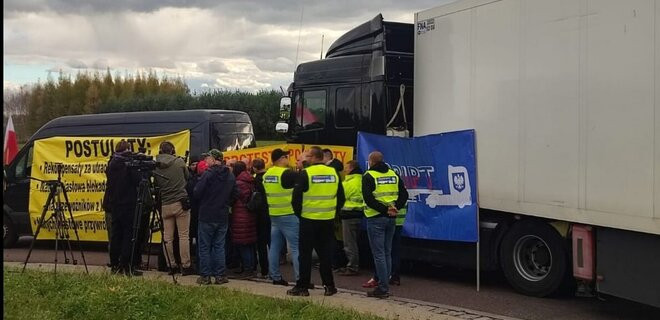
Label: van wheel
xmin=500 ymin=220 xmax=568 ymax=297
xmin=4 ymin=214 xmax=18 ymax=248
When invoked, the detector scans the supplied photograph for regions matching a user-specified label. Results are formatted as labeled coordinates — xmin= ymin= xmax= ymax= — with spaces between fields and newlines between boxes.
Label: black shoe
xmin=286 ymin=286 xmax=310 ymax=296
xmin=123 ymin=268 xmax=143 ymax=277
xmin=110 ymin=265 xmax=121 ymax=274
xmin=272 ymin=279 xmax=288 ymax=286
xmin=168 ymin=267 xmax=180 ymax=275
xmin=367 ymin=288 xmax=389 ymax=299
xmin=324 ymin=286 xmax=338 ymax=296
xmin=214 ymin=276 xmax=229 ymax=285
xmin=197 ymin=276 xmax=211 ymax=285
xmin=181 ymin=267 xmax=195 ymax=276
xmin=389 ymin=275 xmax=400 ymax=286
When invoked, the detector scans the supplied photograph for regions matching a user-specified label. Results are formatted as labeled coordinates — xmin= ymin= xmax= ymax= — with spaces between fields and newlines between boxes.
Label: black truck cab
xmin=277 ymin=14 xmax=414 ymax=146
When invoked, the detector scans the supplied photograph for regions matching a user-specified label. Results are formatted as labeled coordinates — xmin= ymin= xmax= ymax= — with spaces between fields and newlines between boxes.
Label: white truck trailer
xmin=415 ymin=0 xmax=660 ymax=307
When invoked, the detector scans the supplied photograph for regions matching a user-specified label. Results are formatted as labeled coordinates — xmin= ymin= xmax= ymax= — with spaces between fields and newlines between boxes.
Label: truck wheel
xmin=500 ymin=219 xmax=568 ymax=297
xmin=4 ymin=214 xmax=18 ymax=248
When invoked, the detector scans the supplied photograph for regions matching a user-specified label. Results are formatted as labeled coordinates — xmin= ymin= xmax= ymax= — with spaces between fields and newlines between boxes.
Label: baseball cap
xmin=208 ymin=149 xmax=223 ymax=160
xmin=271 ymin=148 xmax=289 ymax=163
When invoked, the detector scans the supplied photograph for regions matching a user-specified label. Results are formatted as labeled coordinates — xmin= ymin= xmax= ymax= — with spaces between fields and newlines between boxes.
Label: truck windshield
xmin=295 ymin=90 xmax=326 ymax=130
xmin=211 ymin=122 xmax=255 ymax=151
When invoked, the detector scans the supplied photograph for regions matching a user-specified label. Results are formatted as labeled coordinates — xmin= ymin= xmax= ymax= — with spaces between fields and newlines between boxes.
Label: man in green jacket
xmin=154 ymin=141 xmax=193 ymax=275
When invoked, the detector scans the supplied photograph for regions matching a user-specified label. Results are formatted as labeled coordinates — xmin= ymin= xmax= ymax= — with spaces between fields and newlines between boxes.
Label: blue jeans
xmin=269 ymin=214 xmax=300 ymax=281
xmin=367 ymin=216 xmax=395 ymax=293
xmin=374 ymin=225 xmax=402 ymax=280
xmin=238 ymin=244 xmax=256 ymax=271
xmin=198 ymin=222 xmax=228 ymax=277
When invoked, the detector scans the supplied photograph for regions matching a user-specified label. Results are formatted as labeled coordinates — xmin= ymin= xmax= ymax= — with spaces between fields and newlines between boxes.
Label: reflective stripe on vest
xmin=342 ymin=174 xmax=364 ymax=211
xmin=302 ymin=165 xmax=339 ymax=220
xmin=364 ymin=169 xmax=399 ymax=218
xmin=263 ymin=166 xmax=294 ymax=216
xmin=396 ymin=206 xmax=407 ymax=226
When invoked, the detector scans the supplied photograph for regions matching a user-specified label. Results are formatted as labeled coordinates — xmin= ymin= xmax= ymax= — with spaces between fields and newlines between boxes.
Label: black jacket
xmin=253 ymin=171 xmax=270 ymax=224
xmin=193 ymin=164 xmax=236 ymax=223
xmin=104 ymin=151 xmax=140 ymax=210
xmin=292 ymin=163 xmax=345 ymax=217
xmin=362 ymin=162 xmax=408 ymax=218
xmin=326 ymin=158 xmax=344 ymax=175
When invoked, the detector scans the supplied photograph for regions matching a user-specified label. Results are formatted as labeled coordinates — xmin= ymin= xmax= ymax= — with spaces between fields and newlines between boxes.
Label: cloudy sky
xmin=3 ymin=0 xmax=454 ymax=93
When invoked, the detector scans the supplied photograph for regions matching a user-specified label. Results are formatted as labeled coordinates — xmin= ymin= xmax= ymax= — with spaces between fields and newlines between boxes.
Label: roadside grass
xmin=256 ymin=140 xmax=285 ymax=147
xmin=3 ymin=268 xmax=382 ymax=320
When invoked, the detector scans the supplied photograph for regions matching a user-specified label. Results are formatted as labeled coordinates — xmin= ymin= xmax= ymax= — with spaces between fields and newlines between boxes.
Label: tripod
xmin=22 ymin=165 xmax=88 ymax=275
xmin=128 ymin=168 xmax=177 ymax=283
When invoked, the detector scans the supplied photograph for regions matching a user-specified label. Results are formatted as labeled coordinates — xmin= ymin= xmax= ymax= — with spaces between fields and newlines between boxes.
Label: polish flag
xmin=4 ymin=115 xmax=19 ymax=165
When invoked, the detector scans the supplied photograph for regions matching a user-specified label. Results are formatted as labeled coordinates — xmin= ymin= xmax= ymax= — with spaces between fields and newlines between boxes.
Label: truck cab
xmin=276 ymin=14 xmax=414 ymax=146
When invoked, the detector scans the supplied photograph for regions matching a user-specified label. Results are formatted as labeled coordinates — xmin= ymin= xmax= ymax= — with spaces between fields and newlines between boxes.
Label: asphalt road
xmin=4 ymin=237 xmax=659 ymax=320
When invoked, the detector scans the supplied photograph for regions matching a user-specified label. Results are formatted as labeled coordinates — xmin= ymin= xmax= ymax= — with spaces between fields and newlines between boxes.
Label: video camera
xmin=125 ymin=147 xmax=159 ymax=171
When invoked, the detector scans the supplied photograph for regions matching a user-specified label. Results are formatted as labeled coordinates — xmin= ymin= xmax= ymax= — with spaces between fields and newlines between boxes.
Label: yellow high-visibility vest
xmin=263 ymin=166 xmax=294 ymax=216
xmin=364 ymin=169 xmax=399 ymax=218
xmin=302 ymin=165 xmax=339 ymax=220
xmin=342 ymin=174 xmax=364 ymax=211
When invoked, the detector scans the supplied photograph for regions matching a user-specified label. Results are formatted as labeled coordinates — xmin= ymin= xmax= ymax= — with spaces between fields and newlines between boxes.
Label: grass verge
xmin=3 ymin=268 xmax=382 ymax=320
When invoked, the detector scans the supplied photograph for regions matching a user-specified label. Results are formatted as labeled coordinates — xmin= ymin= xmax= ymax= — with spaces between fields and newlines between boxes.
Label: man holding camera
xmin=154 ymin=141 xmax=193 ymax=276
xmin=104 ymin=141 xmax=142 ymax=276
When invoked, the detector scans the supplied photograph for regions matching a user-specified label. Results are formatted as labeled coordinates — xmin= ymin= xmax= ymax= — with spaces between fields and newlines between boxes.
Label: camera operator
xmin=104 ymin=141 xmax=142 ymax=276
xmin=154 ymin=141 xmax=193 ymax=276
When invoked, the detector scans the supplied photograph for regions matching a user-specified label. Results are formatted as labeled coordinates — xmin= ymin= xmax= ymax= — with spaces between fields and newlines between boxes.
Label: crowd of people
xmin=103 ymin=142 xmax=408 ymax=299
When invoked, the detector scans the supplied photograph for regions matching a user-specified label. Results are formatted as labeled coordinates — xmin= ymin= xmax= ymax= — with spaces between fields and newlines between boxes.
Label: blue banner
xmin=357 ymin=130 xmax=478 ymax=242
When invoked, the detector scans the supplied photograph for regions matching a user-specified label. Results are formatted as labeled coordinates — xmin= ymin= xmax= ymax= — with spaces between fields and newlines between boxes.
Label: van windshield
xmin=211 ymin=122 xmax=255 ymax=151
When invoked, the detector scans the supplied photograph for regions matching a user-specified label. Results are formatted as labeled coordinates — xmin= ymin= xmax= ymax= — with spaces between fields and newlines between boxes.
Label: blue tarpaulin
xmin=357 ymin=130 xmax=478 ymax=242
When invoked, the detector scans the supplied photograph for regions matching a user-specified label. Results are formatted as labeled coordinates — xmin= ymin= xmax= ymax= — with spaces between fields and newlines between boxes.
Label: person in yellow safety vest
xmin=287 ymin=146 xmax=345 ymax=297
xmin=337 ymin=160 xmax=364 ymax=276
xmin=361 ymin=151 xmax=408 ymax=299
xmin=263 ymin=149 xmax=300 ymax=286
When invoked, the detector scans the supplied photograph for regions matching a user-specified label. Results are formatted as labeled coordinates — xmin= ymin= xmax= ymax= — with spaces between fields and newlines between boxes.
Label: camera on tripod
xmin=125 ymin=148 xmax=159 ymax=171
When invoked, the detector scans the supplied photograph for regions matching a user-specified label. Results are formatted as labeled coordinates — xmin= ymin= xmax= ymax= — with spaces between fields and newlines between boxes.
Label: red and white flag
xmin=4 ymin=115 xmax=19 ymax=165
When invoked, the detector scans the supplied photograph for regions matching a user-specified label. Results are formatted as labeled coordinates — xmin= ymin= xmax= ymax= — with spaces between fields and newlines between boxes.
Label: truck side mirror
xmin=275 ymin=121 xmax=289 ymax=133
xmin=279 ymin=97 xmax=292 ymax=121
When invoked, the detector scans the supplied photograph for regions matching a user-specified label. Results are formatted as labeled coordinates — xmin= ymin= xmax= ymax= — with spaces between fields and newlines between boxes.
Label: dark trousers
xmin=109 ymin=204 xmax=136 ymax=269
xmin=392 ymin=226 xmax=402 ymax=277
xmin=256 ymin=216 xmax=270 ymax=275
xmin=297 ymin=218 xmax=335 ymax=288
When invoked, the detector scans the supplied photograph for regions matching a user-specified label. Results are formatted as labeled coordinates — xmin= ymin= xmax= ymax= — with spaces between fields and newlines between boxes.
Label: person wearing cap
xmin=263 ymin=148 xmax=300 ymax=286
xmin=193 ymin=149 xmax=237 ymax=285
xmin=287 ymin=146 xmax=345 ymax=297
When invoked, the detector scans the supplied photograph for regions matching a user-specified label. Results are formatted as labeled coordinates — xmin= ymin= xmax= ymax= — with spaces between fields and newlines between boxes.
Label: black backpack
xmin=246 ymin=189 xmax=266 ymax=213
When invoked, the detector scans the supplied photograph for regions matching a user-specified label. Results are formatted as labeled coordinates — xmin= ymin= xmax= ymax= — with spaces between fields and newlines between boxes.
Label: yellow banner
xmin=223 ymin=143 xmax=354 ymax=169
xmin=29 ymin=130 xmax=191 ymax=242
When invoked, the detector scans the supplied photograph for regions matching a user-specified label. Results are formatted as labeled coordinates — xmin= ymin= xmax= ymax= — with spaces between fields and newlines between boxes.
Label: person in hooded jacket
xmin=193 ymin=149 xmax=237 ymax=285
xmin=361 ymin=151 xmax=408 ymax=298
xmin=104 ymin=141 xmax=141 ymax=276
xmin=230 ymin=161 xmax=258 ymax=278
xmin=251 ymin=158 xmax=270 ymax=278
xmin=154 ymin=141 xmax=193 ymax=276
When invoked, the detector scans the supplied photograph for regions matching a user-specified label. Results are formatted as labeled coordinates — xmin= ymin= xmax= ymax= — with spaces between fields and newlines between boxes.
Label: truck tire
xmin=499 ymin=219 xmax=568 ymax=297
xmin=4 ymin=214 xmax=18 ymax=248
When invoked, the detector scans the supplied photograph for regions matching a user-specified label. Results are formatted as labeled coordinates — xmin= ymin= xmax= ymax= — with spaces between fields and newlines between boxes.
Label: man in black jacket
xmin=104 ymin=141 xmax=141 ymax=276
xmin=251 ymin=158 xmax=270 ymax=278
xmin=193 ymin=149 xmax=237 ymax=285
xmin=323 ymin=148 xmax=344 ymax=175
xmin=361 ymin=151 xmax=408 ymax=298
xmin=288 ymin=146 xmax=345 ymax=297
